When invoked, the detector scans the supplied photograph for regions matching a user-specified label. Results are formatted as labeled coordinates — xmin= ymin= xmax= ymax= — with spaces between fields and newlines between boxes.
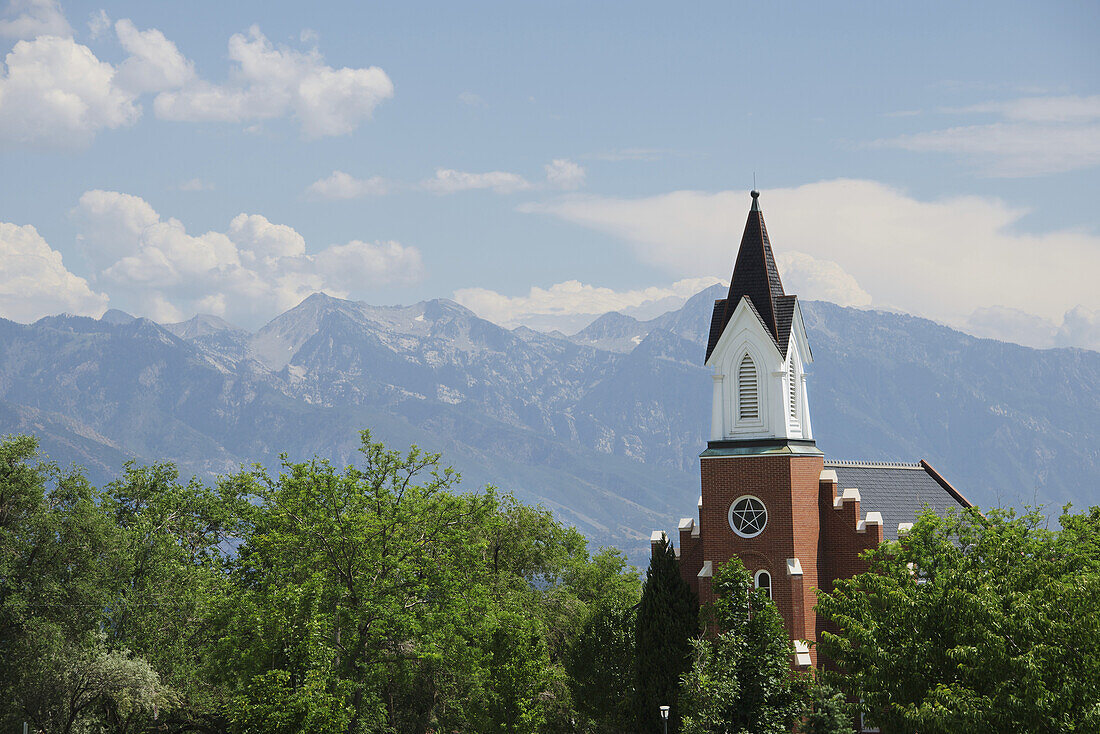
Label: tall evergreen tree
xmin=635 ymin=534 xmax=699 ymax=734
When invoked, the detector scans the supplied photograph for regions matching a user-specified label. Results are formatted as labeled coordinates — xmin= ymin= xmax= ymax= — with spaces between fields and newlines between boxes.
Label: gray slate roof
xmin=826 ymin=460 xmax=972 ymax=541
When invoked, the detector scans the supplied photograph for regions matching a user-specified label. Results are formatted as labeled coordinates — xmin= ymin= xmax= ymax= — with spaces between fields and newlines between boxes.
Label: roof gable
xmin=705 ymin=294 xmax=783 ymax=368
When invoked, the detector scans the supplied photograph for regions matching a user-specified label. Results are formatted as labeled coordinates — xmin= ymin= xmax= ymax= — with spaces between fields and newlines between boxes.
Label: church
xmin=655 ymin=190 xmax=972 ymax=668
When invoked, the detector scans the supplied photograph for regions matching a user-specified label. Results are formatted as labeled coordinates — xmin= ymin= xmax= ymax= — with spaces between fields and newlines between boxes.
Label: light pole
xmin=659 ymin=705 xmax=670 ymax=734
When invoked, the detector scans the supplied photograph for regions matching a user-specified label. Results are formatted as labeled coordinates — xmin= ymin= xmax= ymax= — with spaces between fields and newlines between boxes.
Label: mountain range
xmin=1 ymin=284 xmax=1097 ymax=565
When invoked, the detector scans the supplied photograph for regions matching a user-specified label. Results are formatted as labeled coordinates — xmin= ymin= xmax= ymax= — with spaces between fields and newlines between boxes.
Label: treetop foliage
xmin=817 ymin=505 xmax=1100 ymax=733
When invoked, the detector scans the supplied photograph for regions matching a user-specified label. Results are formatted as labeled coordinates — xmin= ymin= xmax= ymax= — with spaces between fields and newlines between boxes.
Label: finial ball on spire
xmin=750 ymin=189 xmax=760 ymax=199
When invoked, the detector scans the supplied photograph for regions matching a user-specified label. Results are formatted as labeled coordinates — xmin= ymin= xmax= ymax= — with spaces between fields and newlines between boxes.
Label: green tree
xmin=101 ymin=461 xmax=243 ymax=733
xmin=679 ymin=558 xmax=801 ymax=734
xmin=635 ymin=533 xmax=699 ymax=734
xmin=566 ymin=600 xmax=637 ymax=733
xmin=214 ymin=431 xmax=496 ymax=733
xmin=0 ymin=435 xmax=142 ymax=734
xmin=797 ymin=676 xmax=851 ymax=734
xmin=816 ymin=505 xmax=1100 ymax=733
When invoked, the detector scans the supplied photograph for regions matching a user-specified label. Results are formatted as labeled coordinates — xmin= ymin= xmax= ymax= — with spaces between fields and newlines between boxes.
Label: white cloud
xmin=71 ymin=189 xmax=159 ymax=268
xmin=306 ymin=170 xmax=389 ymax=199
xmin=0 ymin=221 xmax=107 ymax=322
xmin=773 ymin=252 xmax=872 ymax=308
xmin=153 ymin=25 xmax=393 ymax=138
xmin=423 ymin=168 xmax=531 ymax=194
xmin=71 ymin=191 xmax=424 ymax=326
xmin=0 ymin=35 xmax=140 ymax=147
xmin=228 ymin=213 xmax=305 ymax=259
xmin=113 ymin=18 xmax=194 ymax=94
xmin=545 ymin=158 xmax=585 ymax=190
xmin=0 ymin=0 xmax=71 ymax=39
xmin=521 ymin=179 xmax=1100 ymax=349
xmin=178 ymin=177 xmax=214 ymax=191
xmin=964 ymin=304 xmax=1100 ymax=352
xmin=86 ymin=9 xmax=109 ymax=39
xmin=875 ymin=94 xmax=1100 ymax=176
xmin=1055 ymin=306 xmax=1100 ymax=351
xmin=312 ymin=240 xmax=424 ymax=291
xmin=878 ymin=122 xmax=1100 ymax=177
xmin=453 ymin=276 xmax=722 ymax=333
xmin=959 ymin=95 xmax=1100 ymax=123
xmin=964 ymin=306 xmax=1059 ymax=349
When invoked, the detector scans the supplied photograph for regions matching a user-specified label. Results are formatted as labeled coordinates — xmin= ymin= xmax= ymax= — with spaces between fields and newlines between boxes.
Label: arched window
xmin=754 ymin=569 xmax=772 ymax=599
xmin=738 ymin=353 xmax=758 ymax=420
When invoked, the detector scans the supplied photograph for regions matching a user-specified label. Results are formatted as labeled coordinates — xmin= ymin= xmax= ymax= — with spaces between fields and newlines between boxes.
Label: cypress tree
xmin=635 ymin=533 xmax=699 ymax=734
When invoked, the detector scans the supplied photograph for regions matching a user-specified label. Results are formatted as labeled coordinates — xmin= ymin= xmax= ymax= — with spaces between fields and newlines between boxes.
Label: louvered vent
xmin=738 ymin=354 xmax=758 ymax=420
xmin=789 ymin=367 xmax=798 ymax=422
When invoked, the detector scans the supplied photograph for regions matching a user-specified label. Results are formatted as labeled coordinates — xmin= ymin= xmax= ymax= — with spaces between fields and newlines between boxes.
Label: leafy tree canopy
xmin=817 ymin=505 xmax=1100 ymax=733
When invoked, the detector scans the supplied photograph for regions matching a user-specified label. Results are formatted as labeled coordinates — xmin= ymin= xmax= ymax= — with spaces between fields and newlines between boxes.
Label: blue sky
xmin=1 ymin=0 xmax=1098 ymax=348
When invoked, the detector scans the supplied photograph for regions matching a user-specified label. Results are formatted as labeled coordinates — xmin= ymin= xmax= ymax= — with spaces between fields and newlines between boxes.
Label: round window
xmin=728 ymin=495 xmax=767 ymax=538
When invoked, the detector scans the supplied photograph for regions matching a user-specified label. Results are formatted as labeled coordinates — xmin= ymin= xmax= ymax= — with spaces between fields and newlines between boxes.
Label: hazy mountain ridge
xmin=1 ymin=287 xmax=1097 ymax=563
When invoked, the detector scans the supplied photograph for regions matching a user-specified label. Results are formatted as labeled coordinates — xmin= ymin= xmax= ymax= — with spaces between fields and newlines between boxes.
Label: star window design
xmin=728 ymin=496 xmax=767 ymax=538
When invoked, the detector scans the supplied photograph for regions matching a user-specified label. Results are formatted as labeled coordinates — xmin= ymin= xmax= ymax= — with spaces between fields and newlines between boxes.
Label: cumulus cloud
xmin=1056 ymin=306 xmax=1100 ymax=351
xmin=71 ymin=189 xmax=160 ymax=269
xmin=0 ymin=0 xmax=71 ymax=39
xmin=0 ymin=16 xmax=196 ymax=147
xmin=773 ymin=252 xmax=871 ymax=308
xmin=113 ymin=18 xmax=194 ymax=94
xmin=423 ymin=168 xmax=531 ymax=194
xmin=874 ymin=94 xmax=1100 ymax=176
xmin=964 ymin=304 xmax=1100 ymax=352
xmin=0 ymin=34 xmax=140 ymax=147
xmin=71 ymin=190 xmax=423 ymax=326
xmin=312 ymin=240 xmax=423 ymax=292
xmin=306 ymin=170 xmax=390 ymax=199
xmin=0 ymin=221 xmax=107 ymax=322
xmin=153 ymin=25 xmax=393 ymax=138
xmin=521 ymin=179 xmax=1100 ymax=349
xmin=545 ymin=158 xmax=585 ymax=190
xmin=453 ymin=276 xmax=722 ymax=333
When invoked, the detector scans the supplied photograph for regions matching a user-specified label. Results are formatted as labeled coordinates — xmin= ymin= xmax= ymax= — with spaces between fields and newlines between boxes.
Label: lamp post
xmin=659 ymin=705 xmax=670 ymax=734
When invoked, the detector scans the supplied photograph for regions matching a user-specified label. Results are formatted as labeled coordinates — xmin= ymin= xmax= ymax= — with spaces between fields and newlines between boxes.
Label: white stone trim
xmin=698 ymin=561 xmax=713 ymax=578
xmin=678 ymin=517 xmax=694 ymax=531
xmin=786 ymin=557 xmax=803 ymax=576
xmin=897 ymin=522 xmax=914 ymax=535
xmin=834 ymin=487 xmax=861 ymax=509
xmin=793 ymin=640 xmax=812 ymax=667
xmin=819 ymin=469 xmax=838 ymax=484
xmin=650 ymin=530 xmax=667 ymax=545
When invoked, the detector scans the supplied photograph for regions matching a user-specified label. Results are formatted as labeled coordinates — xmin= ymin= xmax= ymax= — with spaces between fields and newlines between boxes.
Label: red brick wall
xmin=816 ymin=478 xmax=883 ymax=650
xmin=697 ymin=454 xmax=824 ymax=658
xmin=664 ymin=453 xmax=889 ymax=671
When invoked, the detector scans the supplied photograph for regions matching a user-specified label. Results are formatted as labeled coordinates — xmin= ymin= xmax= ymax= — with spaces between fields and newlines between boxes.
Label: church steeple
xmin=705 ymin=190 xmax=795 ymax=362
xmin=703 ymin=190 xmax=813 ymax=444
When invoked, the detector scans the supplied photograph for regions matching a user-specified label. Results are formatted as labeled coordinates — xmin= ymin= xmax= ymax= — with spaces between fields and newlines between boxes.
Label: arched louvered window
xmin=738 ymin=354 xmax=758 ymax=421
xmin=788 ymin=365 xmax=799 ymax=422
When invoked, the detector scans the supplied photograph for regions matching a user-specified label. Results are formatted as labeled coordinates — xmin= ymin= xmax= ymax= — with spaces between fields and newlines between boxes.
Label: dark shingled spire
xmin=705 ymin=190 xmax=795 ymax=362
